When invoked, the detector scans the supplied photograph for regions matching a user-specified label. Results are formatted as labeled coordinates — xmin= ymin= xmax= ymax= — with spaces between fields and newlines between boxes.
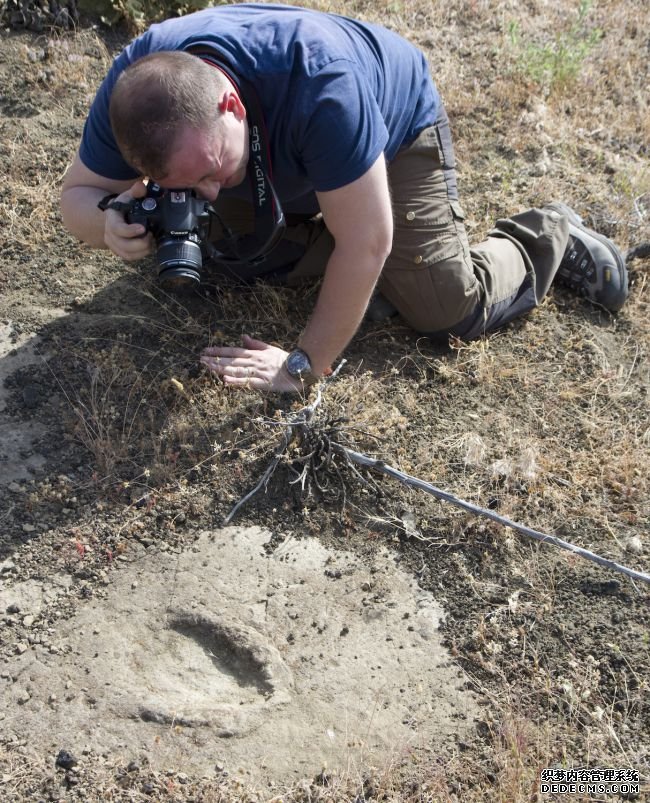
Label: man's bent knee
xmin=378 ymin=248 xmax=482 ymax=335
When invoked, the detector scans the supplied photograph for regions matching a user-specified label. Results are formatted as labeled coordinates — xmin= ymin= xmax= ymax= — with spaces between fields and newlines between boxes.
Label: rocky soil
xmin=0 ymin=1 xmax=648 ymax=800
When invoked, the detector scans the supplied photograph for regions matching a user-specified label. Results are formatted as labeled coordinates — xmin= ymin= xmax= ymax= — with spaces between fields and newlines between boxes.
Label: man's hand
xmin=103 ymin=180 xmax=154 ymax=261
xmin=200 ymin=334 xmax=307 ymax=393
xmin=61 ymin=153 xmax=147 ymax=251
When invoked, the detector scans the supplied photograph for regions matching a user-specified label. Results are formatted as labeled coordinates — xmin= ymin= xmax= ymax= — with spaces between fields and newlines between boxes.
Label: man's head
xmin=109 ymin=51 xmax=249 ymax=197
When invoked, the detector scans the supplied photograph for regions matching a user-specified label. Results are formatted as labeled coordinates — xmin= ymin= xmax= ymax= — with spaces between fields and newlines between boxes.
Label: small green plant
xmin=507 ymin=0 xmax=603 ymax=94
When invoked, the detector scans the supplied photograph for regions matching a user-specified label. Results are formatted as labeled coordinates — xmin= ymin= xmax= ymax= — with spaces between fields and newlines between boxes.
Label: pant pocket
xmin=389 ymin=196 xmax=461 ymax=269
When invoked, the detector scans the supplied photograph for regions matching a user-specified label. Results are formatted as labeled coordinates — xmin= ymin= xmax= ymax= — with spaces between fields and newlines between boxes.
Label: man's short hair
xmin=109 ymin=51 xmax=226 ymax=178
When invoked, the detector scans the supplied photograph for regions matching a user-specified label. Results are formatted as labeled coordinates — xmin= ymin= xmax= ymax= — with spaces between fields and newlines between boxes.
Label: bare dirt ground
xmin=0 ymin=1 xmax=649 ymax=801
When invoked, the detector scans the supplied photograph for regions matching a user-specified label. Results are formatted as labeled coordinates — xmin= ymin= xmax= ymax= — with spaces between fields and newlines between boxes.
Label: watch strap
xmin=285 ymin=348 xmax=317 ymax=384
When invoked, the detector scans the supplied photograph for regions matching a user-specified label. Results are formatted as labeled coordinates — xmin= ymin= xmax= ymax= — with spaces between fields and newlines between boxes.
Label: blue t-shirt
xmin=80 ymin=3 xmax=439 ymax=208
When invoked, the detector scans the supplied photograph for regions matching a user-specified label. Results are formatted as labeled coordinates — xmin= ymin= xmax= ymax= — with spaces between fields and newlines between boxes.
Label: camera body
xmin=127 ymin=184 xmax=211 ymax=289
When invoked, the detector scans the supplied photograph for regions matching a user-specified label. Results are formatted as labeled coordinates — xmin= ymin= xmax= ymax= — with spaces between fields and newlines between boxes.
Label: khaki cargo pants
xmin=209 ymin=104 xmax=570 ymax=341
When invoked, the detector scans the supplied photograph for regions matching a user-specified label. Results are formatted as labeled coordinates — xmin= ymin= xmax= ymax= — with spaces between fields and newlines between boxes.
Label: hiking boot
xmin=546 ymin=202 xmax=628 ymax=312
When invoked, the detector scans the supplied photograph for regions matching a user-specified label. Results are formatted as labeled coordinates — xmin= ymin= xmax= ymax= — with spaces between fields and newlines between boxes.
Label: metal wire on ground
xmin=224 ymin=365 xmax=650 ymax=589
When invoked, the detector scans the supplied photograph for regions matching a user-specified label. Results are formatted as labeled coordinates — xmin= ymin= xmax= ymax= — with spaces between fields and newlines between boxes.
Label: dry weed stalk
xmin=226 ymin=369 xmax=650 ymax=587
xmin=223 ymin=361 xmax=359 ymax=524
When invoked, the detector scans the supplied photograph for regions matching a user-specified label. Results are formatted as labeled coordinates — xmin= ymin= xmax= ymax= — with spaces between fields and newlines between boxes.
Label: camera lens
xmin=156 ymin=237 xmax=202 ymax=290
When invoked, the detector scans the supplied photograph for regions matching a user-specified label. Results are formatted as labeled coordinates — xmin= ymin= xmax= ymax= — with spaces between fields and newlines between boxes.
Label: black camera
xmin=126 ymin=184 xmax=211 ymax=290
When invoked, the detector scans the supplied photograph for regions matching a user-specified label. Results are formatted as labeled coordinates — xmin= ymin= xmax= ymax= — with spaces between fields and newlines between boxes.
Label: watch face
xmin=286 ymin=349 xmax=312 ymax=378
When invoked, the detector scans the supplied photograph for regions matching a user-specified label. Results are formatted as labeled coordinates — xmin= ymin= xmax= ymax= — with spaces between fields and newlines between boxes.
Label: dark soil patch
xmin=0 ymin=4 xmax=648 ymax=801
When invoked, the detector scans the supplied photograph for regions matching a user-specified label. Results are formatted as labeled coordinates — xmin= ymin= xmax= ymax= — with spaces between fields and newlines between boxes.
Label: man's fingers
xmin=114 ymin=220 xmax=147 ymax=237
xmin=202 ymin=339 xmax=274 ymax=358
xmin=107 ymin=215 xmax=147 ymax=242
xmin=106 ymin=234 xmax=151 ymax=261
xmin=104 ymin=211 xmax=150 ymax=260
xmin=199 ymin=357 xmax=261 ymax=387
xmin=200 ymin=355 xmax=220 ymax=370
xmin=129 ymin=180 xmax=148 ymax=199
xmin=202 ymin=346 xmax=247 ymax=359
xmin=200 ymin=357 xmax=253 ymax=376
xmin=200 ymin=358 xmax=262 ymax=386
xmin=242 ymin=334 xmax=268 ymax=350
xmin=199 ymin=339 xmax=295 ymax=393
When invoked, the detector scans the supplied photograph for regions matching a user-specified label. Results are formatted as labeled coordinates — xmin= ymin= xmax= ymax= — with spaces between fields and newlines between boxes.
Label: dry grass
xmin=0 ymin=0 xmax=648 ymax=800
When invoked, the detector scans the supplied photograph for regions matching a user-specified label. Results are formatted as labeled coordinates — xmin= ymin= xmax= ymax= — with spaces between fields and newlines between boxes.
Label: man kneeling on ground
xmin=60 ymin=4 xmax=628 ymax=393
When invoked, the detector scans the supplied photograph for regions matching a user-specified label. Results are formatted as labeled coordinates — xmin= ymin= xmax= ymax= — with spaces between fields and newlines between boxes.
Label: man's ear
xmin=218 ymin=91 xmax=246 ymax=120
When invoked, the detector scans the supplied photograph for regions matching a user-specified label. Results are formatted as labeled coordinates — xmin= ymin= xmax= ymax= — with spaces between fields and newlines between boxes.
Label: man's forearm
xmin=298 ymin=244 xmax=387 ymax=375
xmin=60 ymin=186 xmax=113 ymax=249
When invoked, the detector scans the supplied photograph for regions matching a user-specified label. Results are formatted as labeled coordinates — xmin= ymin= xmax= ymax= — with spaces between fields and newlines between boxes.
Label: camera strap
xmin=97 ymin=194 xmax=134 ymax=213
xmin=189 ymin=47 xmax=286 ymax=265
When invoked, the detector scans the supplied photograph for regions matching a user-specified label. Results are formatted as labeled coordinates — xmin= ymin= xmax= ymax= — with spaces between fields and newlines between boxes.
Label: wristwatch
xmin=284 ymin=348 xmax=318 ymax=385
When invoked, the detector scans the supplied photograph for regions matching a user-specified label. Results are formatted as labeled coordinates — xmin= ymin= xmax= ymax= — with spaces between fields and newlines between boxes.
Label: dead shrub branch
xmin=223 ymin=360 xmax=348 ymax=524
xmin=226 ymin=368 xmax=650 ymax=588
